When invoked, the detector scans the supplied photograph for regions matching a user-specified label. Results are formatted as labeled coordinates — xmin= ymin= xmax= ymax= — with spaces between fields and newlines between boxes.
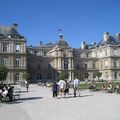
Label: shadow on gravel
xmin=18 ymin=97 xmax=43 ymax=101
xmin=5 ymin=101 xmax=23 ymax=104
xmin=57 ymin=94 xmax=93 ymax=99
xmin=0 ymin=97 xmax=43 ymax=104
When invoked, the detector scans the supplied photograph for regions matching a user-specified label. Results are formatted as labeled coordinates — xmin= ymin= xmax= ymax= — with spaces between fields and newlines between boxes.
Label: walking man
xmin=74 ymin=78 xmax=80 ymax=97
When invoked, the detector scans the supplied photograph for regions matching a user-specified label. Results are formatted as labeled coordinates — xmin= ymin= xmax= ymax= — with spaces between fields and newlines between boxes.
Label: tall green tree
xmin=75 ymin=72 xmax=84 ymax=80
xmin=23 ymin=72 xmax=30 ymax=81
xmin=0 ymin=64 xmax=8 ymax=81
xmin=59 ymin=71 xmax=69 ymax=80
xmin=93 ymin=71 xmax=102 ymax=79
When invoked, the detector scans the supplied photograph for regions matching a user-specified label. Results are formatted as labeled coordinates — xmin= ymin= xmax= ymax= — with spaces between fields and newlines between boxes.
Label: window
xmin=37 ymin=73 xmax=41 ymax=80
xmin=86 ymin=54 xmax=89 ymax=57
xmin=15 ymin=73 xmax=19 ymax=81
xmin=2 ymin=58 xmax=7 ymax=66
xmin=16 ymin=59 xmax=20 ymax=67
xmin=114 ymin=49 xmax=117 ymax=55
xmin=44 ymin=51 xmax=46 ymax=56
xmin=85 ymin=73 xmax=89 ymax=78
xmin=16 ymin=44 xmax=20 ymax=52
xmin=47 ymin=73 xmax=52 ymax=79
xmin=64 ymin=59 xmax=68 ymax=69
xmin=105 ymin=60 xmax=108 ymax=67
xmin=114 ymin=72 xmax=117 ymax=79
xmin=85 ymin=64 xmax=87 ymax=68
xmin=37 ymin=64 xmax=41 ymax=69
xmin=93 ymin=62 xmax=95 ymax=68
xmin=114 ymin=60 xmax=117 ymax=67
xmin=3 ymin=43 xmax=7 ymax=52
xmin=27 ymin=64 xmax=31 ymax=69
xmin=76 ymin=64 xmax=79 ymax=70
xmin=48 ymin=64 xmax=52 ymax=69
xmin=99 ymin=50 xmax=102 ymax=57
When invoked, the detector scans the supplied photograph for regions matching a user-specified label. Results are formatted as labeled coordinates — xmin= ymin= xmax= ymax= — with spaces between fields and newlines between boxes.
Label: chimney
xmin=81 ymin=41 xmax=86 ymax=49
xmin=103 ymin=32 xmax=109 ymax=41
xmin=13 ymin=23 xmax=18 ymax=29
xmin=40 ymin=41 xmax=42 ymax=45
xmin=116 ymin=33 xmax=120 ymax=37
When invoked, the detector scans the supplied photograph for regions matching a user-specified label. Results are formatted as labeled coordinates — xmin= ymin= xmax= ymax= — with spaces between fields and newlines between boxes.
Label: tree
xmin=59 ymin=71 xmax=69 ymax=80
xmin=23 ymin=72 xmax=30 ymax=81
xmin=0 ymin=64 xmax=8 ymax=81
xmin=93 ymin=71 xmax=102 ymax=79
xmin=75 ymin=72 xmax=84 ymax=80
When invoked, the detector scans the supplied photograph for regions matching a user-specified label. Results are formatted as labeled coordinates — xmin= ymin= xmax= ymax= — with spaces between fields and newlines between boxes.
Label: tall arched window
xmin=15 ymin=73 xmax=19 ymax=81
xmin=47 ymin=73 xmax=52 ymax=79
xmin=37 ymin=73 xmax=41 ymax=80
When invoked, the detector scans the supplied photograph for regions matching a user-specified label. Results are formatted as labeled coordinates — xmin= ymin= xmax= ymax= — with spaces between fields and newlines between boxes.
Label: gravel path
xmin=0 ymin=84 xmax=120 ymax=120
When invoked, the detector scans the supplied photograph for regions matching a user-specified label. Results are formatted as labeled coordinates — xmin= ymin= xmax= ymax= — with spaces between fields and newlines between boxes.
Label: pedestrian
xmin=74 ymin=78 xmax=80 ymax=97
xmin=64 ymin=80 xmax=70 ymax=96
xmin=116 ymin=84 xmax=120 ymax=94
xmin=58 ymin=79 xmax=66 ymax=98
xmin=102 ymin=83 xmax=106 ymax=92
xmin=52 ymin=82 xmax=58 ymax=98
xmin=25 ymin=80 xmax=29 ymax=92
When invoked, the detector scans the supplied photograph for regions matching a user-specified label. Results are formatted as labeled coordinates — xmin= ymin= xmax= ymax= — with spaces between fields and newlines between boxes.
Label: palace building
xmin=0 ymin=24 xmax=27 ymax=83
xmin=0 ymin=24 xmax=120 ymax=83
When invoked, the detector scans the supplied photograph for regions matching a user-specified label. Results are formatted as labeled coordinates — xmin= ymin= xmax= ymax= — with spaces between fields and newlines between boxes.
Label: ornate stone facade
xmin=27 ymin=33 xmax=120 ymax=82
xmin=0 ymin=24 xmax=27 ymax=83
xmin=0 ymin=24 xmax=120 ymax=83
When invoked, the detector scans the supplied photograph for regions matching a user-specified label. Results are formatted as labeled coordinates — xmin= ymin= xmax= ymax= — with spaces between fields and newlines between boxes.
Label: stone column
xmin=7 ymin=43 xmax=9 ymax=52
xmin=55 ymin=58 xmax=57 ymax=69
xmin=68 ymin=58 xmax=71 ymax=69
xmin=71 ymin=72 xmax=74 ymax=81
xmin=58 ymin=58 xmax=61 ymax=69
xmin=69 ymin=71 xmax=73 ymax=81
xmin=71 ymin=59 xmax=73 ymax=68
xmin=11 ymin=42 xmax=14 ymax=52
xmin=0 ymin=42 xmax=2 ymax=52
xmin=61 ymin=58 xmax=63 ymax=68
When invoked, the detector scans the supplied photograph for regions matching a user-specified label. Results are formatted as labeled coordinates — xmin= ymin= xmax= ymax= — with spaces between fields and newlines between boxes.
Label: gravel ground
xmin=0 ymin=84 xmax=120 ymax=120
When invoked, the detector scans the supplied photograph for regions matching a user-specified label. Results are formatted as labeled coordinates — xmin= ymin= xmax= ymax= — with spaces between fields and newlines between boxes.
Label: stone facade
xmin=27 ymin=33 xmax=120 ymax=82
xmin=0 ymin=24 xmax=27 ymax=83
xmin=0 ymin=24 xmax=120 ymax=83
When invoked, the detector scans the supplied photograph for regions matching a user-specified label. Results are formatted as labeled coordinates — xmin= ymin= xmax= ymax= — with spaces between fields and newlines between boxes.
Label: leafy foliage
xmin=75 ymin=72 xmax=84 ymax=80
xmin=23 ymin=72 xmax=30 ymax=81
xmin=59 ymin=71 xmax=69 ymax=80
xmin=0 ymin=64 xmax=8 ymax=81
xmin=93 ymin=72 xmax=102 ymax=78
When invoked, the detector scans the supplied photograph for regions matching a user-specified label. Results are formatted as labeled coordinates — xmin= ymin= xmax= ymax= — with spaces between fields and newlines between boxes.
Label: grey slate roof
xmin=55 ymin=34 xmax=69 ymax=47
xmin=0 ymin=26 xmax=18 ymax=36
xmin=97 ymin=35 xmax=120 ymax=46
xmin=0 ymin=24 xmax=25 ymax=39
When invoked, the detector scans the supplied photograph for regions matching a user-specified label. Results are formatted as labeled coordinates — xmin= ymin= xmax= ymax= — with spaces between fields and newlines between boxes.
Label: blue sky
xmin=0 ymin=0 xmax=120 ymax=48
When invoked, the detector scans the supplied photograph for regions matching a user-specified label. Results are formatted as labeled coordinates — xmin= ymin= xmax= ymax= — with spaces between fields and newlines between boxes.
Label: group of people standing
xmin=52 ymin=78 xmax=80 ymax=98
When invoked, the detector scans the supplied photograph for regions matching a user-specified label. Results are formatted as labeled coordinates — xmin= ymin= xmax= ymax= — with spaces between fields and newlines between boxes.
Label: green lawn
xmin=79 ymin=81 xmax=120 ymax=90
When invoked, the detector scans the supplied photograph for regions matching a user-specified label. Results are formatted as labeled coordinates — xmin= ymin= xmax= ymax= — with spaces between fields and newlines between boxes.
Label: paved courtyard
xmin=0 ymin=84 xmax=120 ymax=120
